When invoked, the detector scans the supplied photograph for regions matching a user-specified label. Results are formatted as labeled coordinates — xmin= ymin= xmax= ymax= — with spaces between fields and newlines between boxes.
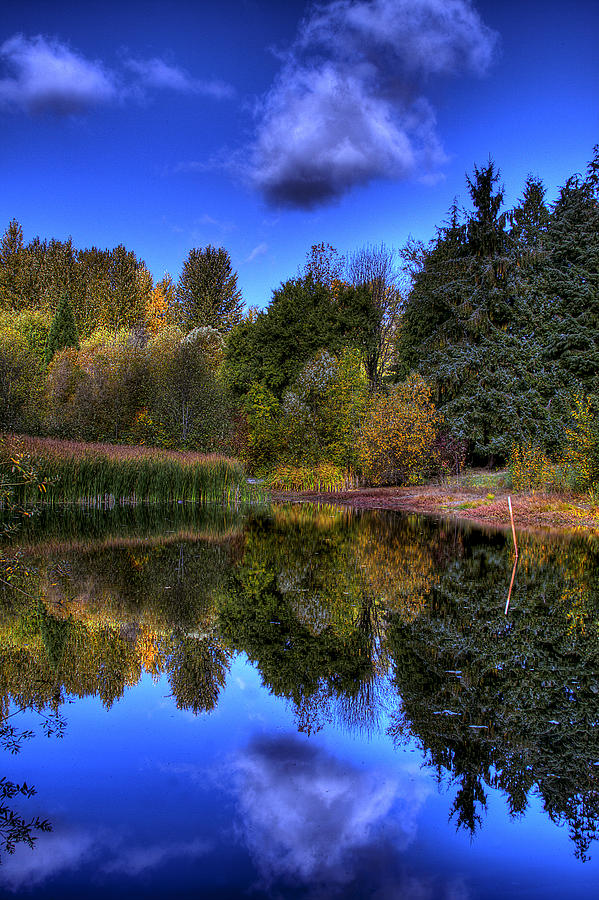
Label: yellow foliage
xmin=561 ymin=393 xmax=596 ymax=490
xmin=509 ymin=441 xmax=555 ymax=491
xmin=144 ymin=274 xmax=176 ymax=335
xmin=130 ymin=407 xmax=171 ymax=447
xmin=357 ymin=373 xmax=439 ymax=485
xmin=354 ymin=520 xmax=437 ymax=624
xmin=510 ymin=394 xmax=597 ymax=493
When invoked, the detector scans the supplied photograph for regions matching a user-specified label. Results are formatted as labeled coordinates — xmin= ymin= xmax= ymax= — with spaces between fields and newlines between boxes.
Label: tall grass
xmin=265 ymin=463 xmax=359 ymax=493
xmin=1 ymin=434 xmax=261 ymax=506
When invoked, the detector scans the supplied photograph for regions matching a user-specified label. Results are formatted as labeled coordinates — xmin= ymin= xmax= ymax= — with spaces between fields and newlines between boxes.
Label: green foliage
xmin=177 ymin=245 xmax=243 ymax=333
xmin=345 ymin=242 xmax=405 ymax=391
xmin=509 ymin=393 xmax=599 ymax=492
xmin=0 ymin=329 xmax=41 ymax=430
xmin=147 ymin=327 xmax=233 ymax=450
xmin=0 ymin=220 xmax=26 ymax=310
xmin=243 ymin=382 xmax=283 ymax=472
xmin=541 ymin=149 xmax=599 ymax=396
xmin=395 ymin=162 xmax=557 ymax=462
xmin=45 ymin=294 xmax=79 ymax=365
xmin=282 ymin=348 xmax=367 ymax=469
xmin=264 ymin=463 xmax=358 ymax=492
xmin=242 ymin=348 xmax=367 ymax=474
xmin=387 ymin=529 xmax=599 ymax=857
xmin=12 ymin=309 xmax=51 ymax=366
xmin=224 ymin=274 xmax=377 ymax=401
xmin=509 ymin=440 xmax=555 ymax=491
xmin=560 ymin=393 xmax=599 ymax=490
xmin=42 ymin=326 xmax=236 ymax=451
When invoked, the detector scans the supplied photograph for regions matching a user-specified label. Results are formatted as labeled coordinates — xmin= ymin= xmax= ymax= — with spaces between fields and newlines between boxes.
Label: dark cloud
xmin=249 ymin=0 xmax=499 ymax=208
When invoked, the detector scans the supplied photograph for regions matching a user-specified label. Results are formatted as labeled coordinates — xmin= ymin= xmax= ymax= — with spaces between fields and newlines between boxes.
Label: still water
xmin=1 ymin=503 xmax=599 ymax=898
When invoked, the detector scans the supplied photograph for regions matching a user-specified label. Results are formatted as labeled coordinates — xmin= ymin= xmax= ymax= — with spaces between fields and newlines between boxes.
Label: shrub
xmin=509 ymin=441 xmax=555 ymax=491
xmin=560 ymin=393 xmax=598 ymax=490
xmin=282 ymin=348 xmax=367 ymax=469
xmin=0 ymin=329 xmax=42 ymax=430
xmin=243 ymin=384 xmax=283 ymax=473
xmin=357 ymin=373 xmax=439 ymax=485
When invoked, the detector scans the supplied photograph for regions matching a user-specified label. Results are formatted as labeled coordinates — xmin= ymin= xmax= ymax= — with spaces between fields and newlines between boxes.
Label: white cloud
xmin=102 ymin=837 xmax=210 ymax=876
xmin=229 ymin=734 xmax=432 ymax=890
xmin=245 ymin=242 xmax=268 ymax=263
xmin=0 ymin=829 xmax=99 ymax=891
xmin=0 ymin=34 xmax=116 ymax=115
xmin=0 ymin=35 xmax=234 ymax=117
xmin=249 ymin=0 xmax=498 ymax=208
xmin=0 ymin=826 xmax=210 ymax=891
xmin=125 ymin=57 xmax=234 ymax=99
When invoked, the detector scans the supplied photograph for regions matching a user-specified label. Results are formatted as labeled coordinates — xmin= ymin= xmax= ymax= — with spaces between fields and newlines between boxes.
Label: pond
xmin=1 ymin=503 xmax=599 ymax=898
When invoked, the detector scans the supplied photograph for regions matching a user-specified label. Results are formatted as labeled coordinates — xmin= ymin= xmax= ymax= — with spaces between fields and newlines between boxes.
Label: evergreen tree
xmin=541 ymin=148 xmax=599 ymax=398
xmin=177 ymin=245 xmax=243 ymax=334
xmin=395 ymin=163 xmax=550 ymax=461
xmin=45 ymin=294 xmax=79 ymax=365
xmin=510 ymin=175 xmax=550 ymax=254
xmin=224 ymin=275 xmax=377 ymax=400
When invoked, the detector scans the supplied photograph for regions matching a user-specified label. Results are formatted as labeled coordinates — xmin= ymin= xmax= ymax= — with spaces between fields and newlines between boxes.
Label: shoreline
xmin=270 ymin=483 xmax=599 ymax=535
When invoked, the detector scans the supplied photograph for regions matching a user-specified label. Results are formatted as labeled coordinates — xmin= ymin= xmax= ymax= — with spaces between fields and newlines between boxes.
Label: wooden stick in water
xmin=508 ymin=495 xmax=518 ymax=558
xmin=505 ymin=495 xmax=519 ymax=616
xmin=505 ymin=555 xmax=518 ymax=616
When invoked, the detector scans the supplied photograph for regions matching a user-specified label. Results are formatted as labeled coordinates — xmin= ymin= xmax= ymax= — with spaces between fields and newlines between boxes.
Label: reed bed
xmin=265 ymin=463 xmax=360 ymax=493
xmin=1 ymin=433 xmax=260 ymax=506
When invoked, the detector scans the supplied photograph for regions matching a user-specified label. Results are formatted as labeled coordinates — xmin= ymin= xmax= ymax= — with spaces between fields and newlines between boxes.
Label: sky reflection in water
xmin=1 ymin=504 xmax=599 ymax=898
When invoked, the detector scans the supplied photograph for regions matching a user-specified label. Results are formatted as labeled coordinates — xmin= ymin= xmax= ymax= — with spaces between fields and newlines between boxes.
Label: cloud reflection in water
xmin=229 ymin=733 xmax=446 ymax=896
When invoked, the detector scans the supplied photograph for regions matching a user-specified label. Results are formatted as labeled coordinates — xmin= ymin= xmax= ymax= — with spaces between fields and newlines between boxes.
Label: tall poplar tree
xmin=0 ymin=219 xmax=26 ymax=310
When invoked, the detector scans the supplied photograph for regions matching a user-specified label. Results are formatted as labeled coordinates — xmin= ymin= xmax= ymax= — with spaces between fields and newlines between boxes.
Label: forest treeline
xmin=0 ymin=147 xmax=598 ymax=489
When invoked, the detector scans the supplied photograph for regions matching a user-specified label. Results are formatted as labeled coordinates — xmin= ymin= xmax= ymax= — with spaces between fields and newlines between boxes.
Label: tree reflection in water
xmin=1 ymin=504 xmax=599 ymax=861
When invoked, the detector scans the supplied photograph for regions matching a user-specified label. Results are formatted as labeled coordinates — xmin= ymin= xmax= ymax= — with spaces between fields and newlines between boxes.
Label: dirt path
xmin=270 ymin=484 xmax=599 ymax=534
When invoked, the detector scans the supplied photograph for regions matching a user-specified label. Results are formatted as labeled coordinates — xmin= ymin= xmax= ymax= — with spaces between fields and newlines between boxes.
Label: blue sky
xmin=1 ymin=0 xmax=597 ymax=309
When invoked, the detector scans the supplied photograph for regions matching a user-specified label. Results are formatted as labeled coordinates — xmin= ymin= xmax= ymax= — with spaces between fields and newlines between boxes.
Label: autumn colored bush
xmin=509 ymin=441 xmax=555 ymax=491
xmin=357 ymin=373 xmax=439 ymax=485
xmin=509 ymin=395 xmax=598 ymax=493
xmin=560 ymin=393 xmax=598 ymax=490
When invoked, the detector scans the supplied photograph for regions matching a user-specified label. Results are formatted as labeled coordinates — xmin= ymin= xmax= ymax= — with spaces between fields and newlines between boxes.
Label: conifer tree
xmin=45 ymin=294 xmax=79 ymax=365
xmin=395 ymin=162 xmax=549 ymax=461
xmin=177 ymin=245 xmax=243 ymax=334
xmin=541 ymin=147 xmax=599 ymax=397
